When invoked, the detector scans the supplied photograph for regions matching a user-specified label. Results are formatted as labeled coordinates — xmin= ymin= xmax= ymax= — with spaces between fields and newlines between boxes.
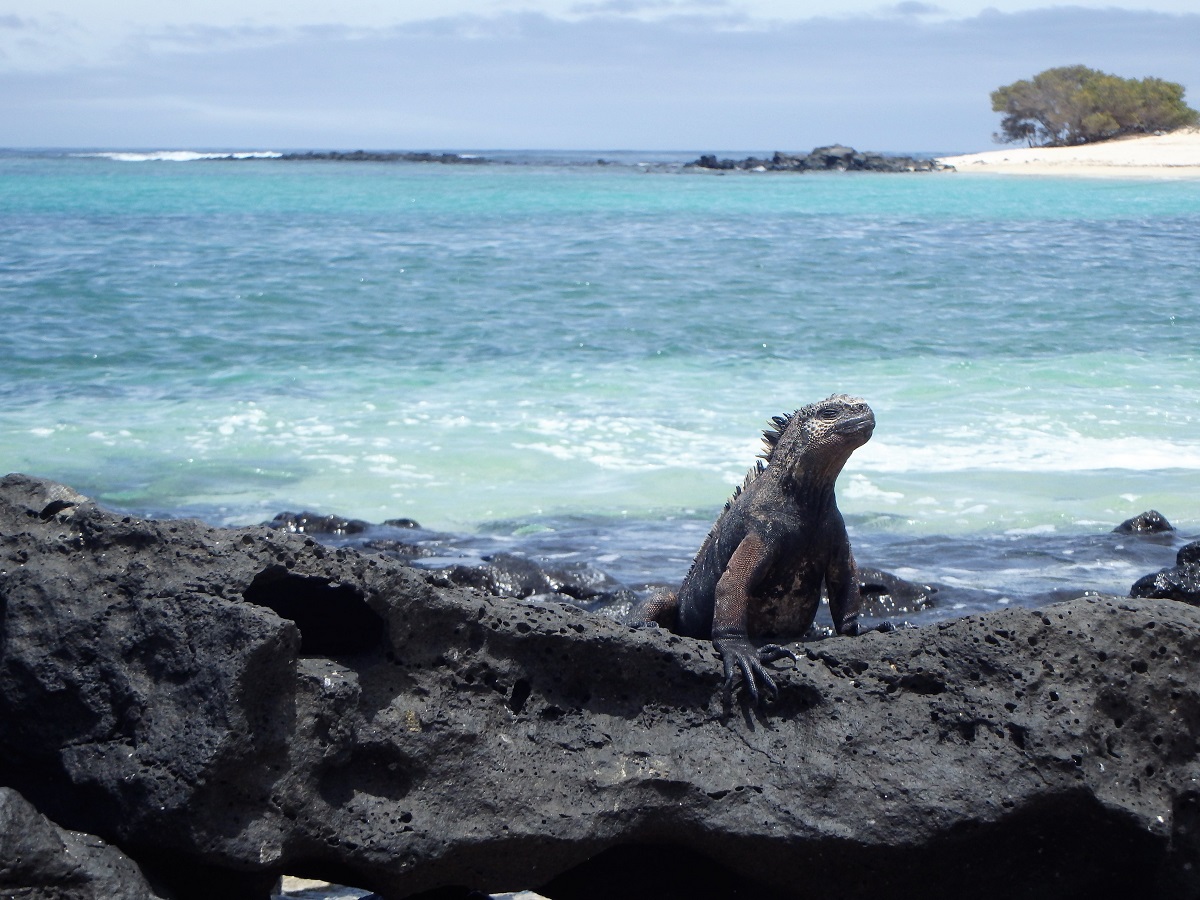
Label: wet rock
xmin=381 ymin=518 xmax=421 ymax=530
xmin=439 ymin=551 xmax=562 ymax=598
xmin=1114 ymin=510 xmax=1175 ymax=534
xmin=4 ymin=474 xmax=1200 ymax=900
xmin=1131 ymin=540 xmax=1200 ymax=604
xmin=359 ymin=537 xmax=441 ymax=562
xmin=0 ymin=786 xmax=167 ymax=900
xmin=266 ymin=509 xmax=636 ymax=612
xmin=268 ymin=510 xmax=375 ymax=536
xmin=436 ymin=551 xmax=635 ymax=608
xmin=856 ymin=566 xmax=937 ymax=618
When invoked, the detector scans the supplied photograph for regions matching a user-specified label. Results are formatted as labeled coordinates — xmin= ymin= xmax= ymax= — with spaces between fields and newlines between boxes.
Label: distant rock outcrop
xmin=690 ymin=145 xmax=951 ymax=173
xmin=277 ymin=151 xmax=488 ymax=164
xmin=3 ymin=474 xmax=1200 ymax=900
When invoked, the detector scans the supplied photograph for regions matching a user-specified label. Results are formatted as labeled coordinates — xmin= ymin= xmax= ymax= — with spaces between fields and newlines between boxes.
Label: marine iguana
xmin=633 ymin=394 xmax=875 ymax=704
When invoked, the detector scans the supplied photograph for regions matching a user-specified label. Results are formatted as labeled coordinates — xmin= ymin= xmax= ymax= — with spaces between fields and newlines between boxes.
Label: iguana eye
xmin=820 ymin=407 xmax=841 ymax=420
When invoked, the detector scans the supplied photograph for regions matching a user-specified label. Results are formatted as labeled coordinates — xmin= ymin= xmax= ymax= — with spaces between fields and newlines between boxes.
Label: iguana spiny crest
xmin=727 ymin=393 xmax=874 ymax=508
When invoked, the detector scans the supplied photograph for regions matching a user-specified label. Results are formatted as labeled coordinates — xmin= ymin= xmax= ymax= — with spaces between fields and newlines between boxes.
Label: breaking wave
xmin=78 ymin=150 xmax=283 ymax=162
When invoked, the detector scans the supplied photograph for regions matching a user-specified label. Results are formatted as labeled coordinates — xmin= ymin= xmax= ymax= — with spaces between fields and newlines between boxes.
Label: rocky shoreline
xmin=229 ymin=145 xmax=951 ymax=173
xmin=263 ymin=510 xmax=939 ymax=626
xmin=3 ymin=473 xmax=1200 ymax=899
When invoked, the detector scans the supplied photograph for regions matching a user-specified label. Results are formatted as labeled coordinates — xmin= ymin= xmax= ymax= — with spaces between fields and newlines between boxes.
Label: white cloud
xmin=2 ymin=7 xmax=1198 ymax=151
xmin=883 ymin=1 xmax=946 ymax=15
xmin=570 ymin=0 xmax=733 ymax=14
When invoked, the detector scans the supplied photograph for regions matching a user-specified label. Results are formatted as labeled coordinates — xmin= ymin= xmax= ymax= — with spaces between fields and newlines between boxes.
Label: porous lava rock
xmin=3 ymin=474 xmax=1200 ymax=900
xmin=0 ymin=786 xmax=167 ymax=900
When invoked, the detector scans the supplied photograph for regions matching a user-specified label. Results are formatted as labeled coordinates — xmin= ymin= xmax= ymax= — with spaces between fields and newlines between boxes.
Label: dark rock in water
xmin=5 ymin=473 xmax=1200 ymax=900
xmin=359 ymin=537 xmax=441 ymax=562
xmin=0 ymin=786 xmax=167 ymax=900
xmin=439 ymin=551 xmax=560 ymax=598
xmin=265 ymin=506 xmax=641 ymax=613
xmin=433 ymin=551 xmax=637 ymax=611
xmin=1114 ymin=509 xmax=1175 ymax=534
xmin=690 ymin=145 xmax=950 ymax=174
xmin=268 ymin=510 xmax=374 ymax=535
xmin=856 ymin=566 xmax=937 ymax=618
xmin=433 ymin=555 xmax=642 ymax=621
xmin=382 ymin=517 xmax=421 ymax=529
xmin=1131 ymin=540 xmax=1200 ymax=604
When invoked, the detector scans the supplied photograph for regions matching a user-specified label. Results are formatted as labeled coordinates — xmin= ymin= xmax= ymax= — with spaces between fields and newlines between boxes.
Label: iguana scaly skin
xmin=634 ymin=394 xmax=875 ymax=703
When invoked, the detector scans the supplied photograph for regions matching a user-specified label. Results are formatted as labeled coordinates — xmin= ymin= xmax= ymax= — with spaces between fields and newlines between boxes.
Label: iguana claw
xmin=716 ymin=638 xmax=798 ymax=705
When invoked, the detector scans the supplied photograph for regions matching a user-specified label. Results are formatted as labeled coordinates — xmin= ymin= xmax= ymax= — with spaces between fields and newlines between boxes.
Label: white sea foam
xmin=512 ymin=415 xmax=748 ymax=475
xmin=843 ymin=475 xmax=904 ymax=505
xmin=215 ymin=407 xmax=269 ymax=436
xmin=78 ymin=151 xmax=282 ymax=162
xmin=1004 ymin=524 xmax=1057 ymax=536
xmin=857 ymin=434 xmax=1200 ymax=473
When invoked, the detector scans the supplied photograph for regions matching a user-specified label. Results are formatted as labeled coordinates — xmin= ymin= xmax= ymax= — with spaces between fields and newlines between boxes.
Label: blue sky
xmin=2 ymin=0 xmax=1198 ymax=152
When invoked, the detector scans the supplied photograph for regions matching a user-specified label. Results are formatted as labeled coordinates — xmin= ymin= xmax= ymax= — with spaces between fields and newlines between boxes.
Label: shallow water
xmin=2 ymin=149 xmax=1198 ymax=610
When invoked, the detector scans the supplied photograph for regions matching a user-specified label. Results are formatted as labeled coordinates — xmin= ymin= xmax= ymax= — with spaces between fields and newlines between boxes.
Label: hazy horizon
xmin=3 ymin=1 xmax=1199 ymax=154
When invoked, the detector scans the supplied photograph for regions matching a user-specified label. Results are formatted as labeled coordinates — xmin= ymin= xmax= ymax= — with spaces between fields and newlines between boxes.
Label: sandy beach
xmin=938 ymin=127 xmax=1200 ymax=177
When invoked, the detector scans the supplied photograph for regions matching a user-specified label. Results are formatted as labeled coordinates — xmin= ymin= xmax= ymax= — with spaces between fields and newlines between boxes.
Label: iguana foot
xmin=714 ymin=637 xmax=798 ymax=705
xmin=757 ymin=643 xmax=800 ymax=664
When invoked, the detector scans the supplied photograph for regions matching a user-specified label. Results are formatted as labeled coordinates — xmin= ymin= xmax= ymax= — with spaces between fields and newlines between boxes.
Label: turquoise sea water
xmin=2 ymin=149 xmax=1198 ymax=610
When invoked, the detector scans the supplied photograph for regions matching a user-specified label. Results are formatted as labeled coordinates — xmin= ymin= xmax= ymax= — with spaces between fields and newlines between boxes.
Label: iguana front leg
xmin=828 ymin=542 xmax=899 ymax=634
xmin=826 ymin=542 xmax=863 ymax=637
xmin=712 ymin=531 xmax=798 ymax=705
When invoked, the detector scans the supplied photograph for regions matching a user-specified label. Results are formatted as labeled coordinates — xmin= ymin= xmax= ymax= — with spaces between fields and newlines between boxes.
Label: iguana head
xmin=761 ymin=393 xmax=874 ymax=478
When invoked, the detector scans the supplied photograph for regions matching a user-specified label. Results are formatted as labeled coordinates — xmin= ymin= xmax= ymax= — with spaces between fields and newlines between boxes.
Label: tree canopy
xmin=991 ymin=65 xmax=1199 ymax=146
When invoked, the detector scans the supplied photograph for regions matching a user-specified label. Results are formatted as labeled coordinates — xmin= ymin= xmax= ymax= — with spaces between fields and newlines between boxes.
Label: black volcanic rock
xmin=1115 ymin=509 xmax=1175 ymax=534
xmin=3 ymin=474 xmax=1200 ymax=900
xmin=1131 ymin=540 xmax=1200 ymax=604
xmin=690 ymin=145 xmax=950 ymax=173
xmin=856 ymin=566 xmax=937 ymax=617
xmin=277 ymin=151 xmax=488 ymax=164
xmin=0 ymin=787 xmax=167 ymax=900
xmin=433 ymin=551 xmax=639 ymax=610
xmin=268 ymin=510 xmax=375 ymax=535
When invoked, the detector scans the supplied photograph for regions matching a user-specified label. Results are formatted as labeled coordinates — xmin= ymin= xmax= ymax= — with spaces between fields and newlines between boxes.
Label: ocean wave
xmin=77 ymin=150 xmax=283 ymax=162
xmin=857 ymin=434 xmax=1200 ymax=473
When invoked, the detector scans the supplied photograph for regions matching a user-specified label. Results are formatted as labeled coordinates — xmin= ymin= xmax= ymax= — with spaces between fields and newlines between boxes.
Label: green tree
xmin=991 ymin=65 xmax=1199 ymax=146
